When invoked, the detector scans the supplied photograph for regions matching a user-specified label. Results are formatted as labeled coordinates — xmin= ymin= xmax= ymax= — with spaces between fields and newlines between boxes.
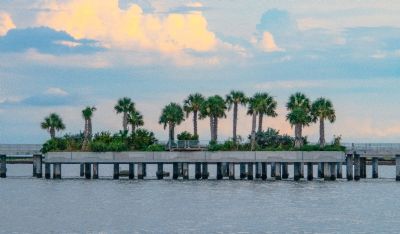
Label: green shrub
xmin=177 ymin=131 xmax=199 ymax=141
xmin=41 ymin=138 xmax=67 ymax=154
xmin=146 ymin=144 xmax=165 ymax=151
xmin=130 ymin=129 xmax=158 ymax=150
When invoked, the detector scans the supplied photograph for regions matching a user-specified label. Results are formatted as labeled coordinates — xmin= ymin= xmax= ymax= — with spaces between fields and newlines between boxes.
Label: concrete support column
xmin=294 ymin=162 xmax=301 ymax=181
xmin=53 ymin=163 xmax=61 ymax=179
xmin=32 ymin=156 xmax=37 ymax=177
xmin=318 ymin=163 xmax=324 ymax=178
xmin=137 ymin=163 xmax=144 ymax=179
xmin=156 ymin=163 xmax=164 ymax=180
xmin=360 ymin=158 xmax=367 ymax=178
xmin=307 ymin=162 xmax=313 ymax=181
xmin=300 ymin=162 xmax=304 ymax=179
xmin=216 ymin=163 xmax=223 ymax=180
xmin=282 ymin=163 xmax=289 ymax=179
xmin=33 ymin=154 xmax=42 ymax=178
xmin=93 ymin=163 xmax=99 ymax=179
xmin=45 ymin=163 xmax=51 ymax=179
xmin=0 ymin=155 xmax=6 ymax=178
xmin=128 ymin=163 xmax=134 ymax=180
xmin=240 ymin=163 xmax=246 ymax=179
xmin=324 ymin=162 xmax=331 ymax=181
xmin=346 ymin=154 xmax=353 ymax=180
xmin=173 ymin=163 xmax=179 ymax=179
xmin=337 ymin=162 xmax=343 ymax=179
xmin=195 ymin=163 xmax=202 ymax=180
xmin=270 ymin=162 xmax=276 ymax=178
xmin=182 ymin=163 xmax=189 ymax=179
xmin=247 ymin=163 xmax=254 ymax=180
xmin=229 ymin=163 xmax=235 ymax=180
xmin=113 ymin=163 xmax=119 ymax=180
xmin=396 ymin=155 xmax=400 ymax=181
xmin=80 ymin=163 xmax=84 ymax=177
xmin=330 ymin=162 xmax=337 ymax=181
xmin=222 ymin=162 xmax=229 ymax=177
xmin=85 ymin=163 xmax=91 ymax=179
xmin=261 ymin=162 xmax=267 ymax=180
xmin=275 ymin=162 xmax=281 ymax=180
xmin=177 ymin=163 xmax=183 ymax=177
xmin=255 ymin=162 xmax=262 ymax=179
xmin=372 ymin=157 xmax=379 ymax=179
xmin=202 ymin=163 xmax=209 ymax=179
xmin=354 ymin=154 xmax=360 ymax=181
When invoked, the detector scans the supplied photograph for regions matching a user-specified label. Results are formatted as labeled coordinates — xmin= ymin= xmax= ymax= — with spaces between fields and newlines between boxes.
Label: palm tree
xmin=159 ymin=103 xmax=185 ymax=146
xmin=200 ymin=95 xmax=227 ymax=141
xmin=114 ymin=97 xmax=134 ymax=132
xmin=183 ymin=93 xmax=205 ymax=137
xmin=253 ymin=92 xmax=278 ymax=132
xmin=226 ymin=90 xmax=247 ymax=143
xmin=247 ymin=97 xmax=258 ymax=150
xmin=82 ymin=106 xmax=96 ymax=150
xmin=311 ymin=97 xmax=336 ymax=147
xmin=286 ymin=92 xmax=312 ymax=148
xmin=41 ymin=113 xmax=65 ymax=139
xmin=128 ymin=109 xmax=144 ymax=134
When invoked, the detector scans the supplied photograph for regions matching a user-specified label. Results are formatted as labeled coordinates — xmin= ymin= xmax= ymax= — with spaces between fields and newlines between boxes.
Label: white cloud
xmin=54 ymin=40 xmax=82 ymax=48
xmin=44 ymin=87 xmax=69 ymax=96
xmin=259 ymin=31 xmax=284 ymax=52
xmin=0 ymin=11 xmax=16 ymax=36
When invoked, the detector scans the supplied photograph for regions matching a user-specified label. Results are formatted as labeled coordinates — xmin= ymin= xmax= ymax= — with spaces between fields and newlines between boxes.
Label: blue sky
xmin=0 ymin=0 xmax=399 ymax=143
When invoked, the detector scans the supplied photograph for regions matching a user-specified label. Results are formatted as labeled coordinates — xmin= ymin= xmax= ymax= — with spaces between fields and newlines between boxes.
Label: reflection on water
xmin=1 ymin=165 xmax=400 ymax=233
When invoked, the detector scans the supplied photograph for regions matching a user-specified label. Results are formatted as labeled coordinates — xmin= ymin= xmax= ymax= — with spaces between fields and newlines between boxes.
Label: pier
xmin=2 ymin=144 xmax=400 ymax=181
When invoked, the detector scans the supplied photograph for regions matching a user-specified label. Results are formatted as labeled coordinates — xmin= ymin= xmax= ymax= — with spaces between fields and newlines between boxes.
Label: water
xmin=1 ymin=164 xmax=400 ymax=233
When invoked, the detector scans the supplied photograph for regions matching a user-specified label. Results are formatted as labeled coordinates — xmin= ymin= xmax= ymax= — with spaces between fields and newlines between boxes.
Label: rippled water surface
xmin=1 ymin=164 xmax=400 ymax=233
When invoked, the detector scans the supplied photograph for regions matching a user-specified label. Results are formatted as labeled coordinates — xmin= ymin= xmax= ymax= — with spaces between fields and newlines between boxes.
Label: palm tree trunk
xmin=82 ymin=119 xmax=89 ymax=151
xmin=193 ymin=110 xmax=198 ymax=136
xmin=88 ymin=118 xmax=92 ymax=139
xmin=131 ymin=125 xmax=136 ymax=135
xmin=294 ymin=124 xmax=303 ymax=148
xmin=216 ymin=116 xmax=218 ymax=141
xmin=123 ymin=112 xmax=128 ymax=132
xmin=50 ymin=127 xmax=56 ymax=139
xmin=251 ymin=113 xmax=257 ymax=150
xmin=233 ymin=103 xmax=238 ymax=143
xmin=258 ymin=113 xmax=263 ymax=133
xmin=209 ymin=117 xmax=214 ymax=142
xmin=319 ymin=118 xmax=325 ymax=148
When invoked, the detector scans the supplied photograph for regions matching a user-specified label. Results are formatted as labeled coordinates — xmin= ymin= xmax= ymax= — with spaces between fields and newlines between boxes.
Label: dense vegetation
xmin=41 ymin=92 xmax=342 ymax=153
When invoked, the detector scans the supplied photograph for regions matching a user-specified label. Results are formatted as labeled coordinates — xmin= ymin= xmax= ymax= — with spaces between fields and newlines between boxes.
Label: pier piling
xmin=318 ymin=163 xmax=324 ymax=178
xmin=354 ymin=154 xmax=361 ymax=181
xmin=247 ymin=162 xmax=254 ymax=180
xmin=324 ymin=162 xmax=331 ymax=181
xmin=157 ymin=163 xmax=164 ymax=180
xmin=360 ymin=158 xmax=367 ymax=178
xmin=346 ymin=154 xmax=353 ymax=180
xmin=93 ymin=163 xmax=99 ymax=179
xmin=202 ymin=163 xmax=209 ymax=179
xmin=85 ymin=163 xmax=91 ymax=179
xmin=240 ymin=163 xmax=246 ymax=179
xmin=113 ymin=163 xmax=119 ymax=180
xmin=396 ymin=155 xmax=400 ymax=181
xmin=300 ymin=162 xmax=304 ymax=179
xmin=282 ymin=163 xmax=289 ymax=179
xmin=256 ymin=162 xmax=262 ymax=179
xmin=217 ymin=163 xmax=223 ymax=180
xmin=45 ymin=163 xmax=50 ymax=179
xmin=182 ymin=163 xmax=189 ymax=179
xmin=271 ymin=162 xmax=276 ymax=178
xmin=307 ymin=162 xmax=313 ymax=181
xmin=261 ymin=162 xmax=267 ymax=180
xmin=128 ymin=163 xmax=134 ymax=179
xmin=32 ymin=156 xmax=37 ymax=177
xmin=229 ymin=163 xmax=235 ymax=180
xmin=33 ymin=154 xmax=42 ymax=178
xmin=330 ymin=163 xmax=336 ymax=180
xmin=275 ymin=162 xmax=281 ymax=180
xmin=195 ymin=162 xmax=202 ymax=180
xmin=173 ymin=163 xmax=179 ymax=179
xmin=337 ymin=162 xmax=342 ymax=179
xmin=294 ymin=162 xmax=301 ymax=181
xmin=0 ymin=155 xmax=6 ymax=178
xmin=372 ymin=158 xmax=378 ymax=178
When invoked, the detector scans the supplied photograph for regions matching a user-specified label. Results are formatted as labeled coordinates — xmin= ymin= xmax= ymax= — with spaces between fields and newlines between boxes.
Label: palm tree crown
xmin=114 ymin=97 xmax=135 ymax=132
xmin=159 ymin=103 xmax=184 ymax=143
xmin=286 ymin=92 xmax=312 ymax=148
xmin=82 ymin=106 xmax=96 ymax=150
xmin=252 ymin=92 xmax=277 ymax=132
xmin=41 ymin=113 xmax=66 ymax=139
xmin=128 ymin=109 xmax=144 ymax=133
xmin=183 ymin=93 xmax=205 ymax=137
xmin=311 ymin=97 xmax=336 ymax=147
xmin=200 ymin=95 xmax=227 ymax=141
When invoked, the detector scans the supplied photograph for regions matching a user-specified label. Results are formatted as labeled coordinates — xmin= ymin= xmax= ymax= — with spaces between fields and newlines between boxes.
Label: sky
xmin=0 ymin=0 xmax=399 ymax=144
